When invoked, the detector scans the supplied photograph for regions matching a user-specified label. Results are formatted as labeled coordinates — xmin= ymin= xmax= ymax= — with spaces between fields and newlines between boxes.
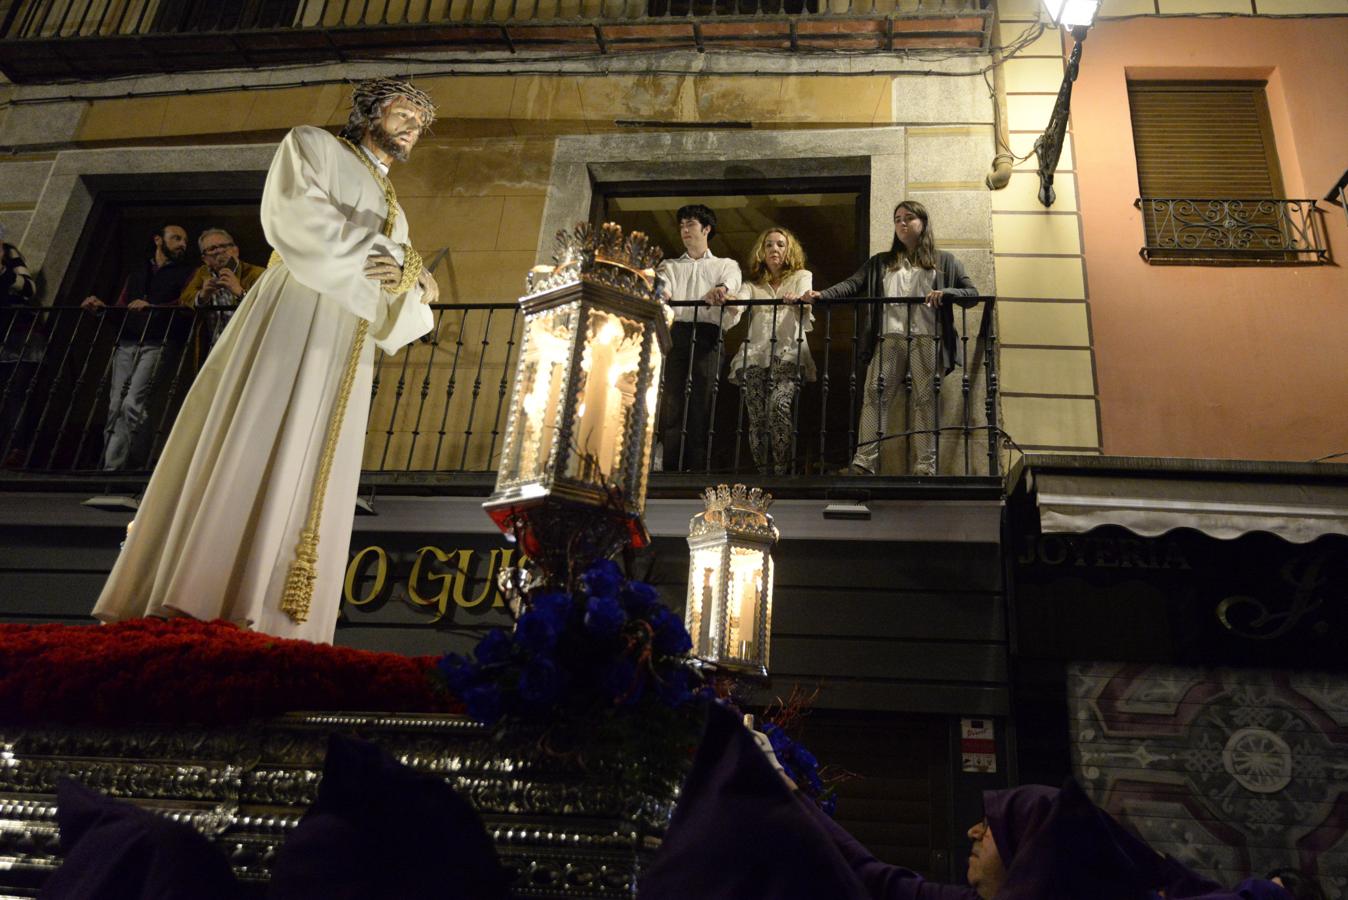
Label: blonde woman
xmin=731 ymin=227 xmax=814 ymax=475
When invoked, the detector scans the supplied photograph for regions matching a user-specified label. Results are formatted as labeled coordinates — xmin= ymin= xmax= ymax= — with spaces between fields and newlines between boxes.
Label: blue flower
xmin=515 ymin=610 xmax=559 ymax=653
xmin=529 ymin=592 xmax=573 ymax=628
xmin=473 ymin=628 xmax=511 ymax=665
xmin=620 ymin=581 xmax=660 ymax=616
xmin=436 ymin=653 xmax=476 ymax=694
xmin=654 ymin=665 xmax=695 ymax=708
xmin=582 ymin=559 xmax=624 ymax=599
xmin=519 ymin=658 xmax=565 ymax=706
xmin=604 ymin=657 xmax=644 ymax=706
xmin=650 ymin=608 xmax=692 ymax=656
xmin=463 ymin=684 xmax=504 ymax=725
xmin=792 ymin=744 xmax=819 ymax=772
xmin=584 ymin=595 xmax=628 ymax=638
xmin=820 ymin=792 xmax=838 ymax=817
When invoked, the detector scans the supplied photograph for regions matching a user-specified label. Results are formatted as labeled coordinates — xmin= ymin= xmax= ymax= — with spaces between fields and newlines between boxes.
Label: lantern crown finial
xmin=526 ymin=222 xmax=665 ymax=299
xmin=695 ymin=484 xmax=776 ymax=535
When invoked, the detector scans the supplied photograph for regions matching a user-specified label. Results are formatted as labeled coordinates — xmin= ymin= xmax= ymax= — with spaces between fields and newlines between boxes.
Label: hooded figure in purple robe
xmin=810 ymin=776 xmax=1296 ymax=900
xmin=800 ymin=778 xmax=1169 ymax=899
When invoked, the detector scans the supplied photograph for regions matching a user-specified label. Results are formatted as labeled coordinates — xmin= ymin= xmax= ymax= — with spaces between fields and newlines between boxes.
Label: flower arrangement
xmin=435 ymin=559 xmax=701 ymax=740
xmin=761 ymin=722 xmax=837 ymax=816
xmin=0 ymin=618 xmax=460 ymax=727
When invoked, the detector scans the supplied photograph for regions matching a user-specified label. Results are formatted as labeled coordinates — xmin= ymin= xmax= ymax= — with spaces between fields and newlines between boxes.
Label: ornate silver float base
xmin=0 ymin=712 xmax=687 ymax=898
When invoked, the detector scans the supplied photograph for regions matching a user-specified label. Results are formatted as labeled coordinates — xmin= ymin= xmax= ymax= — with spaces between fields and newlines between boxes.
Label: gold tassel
xmin=278 ymin=529 xmax=319 ymax=623
xmin=280 ymin=318 xmax=371 ymax=625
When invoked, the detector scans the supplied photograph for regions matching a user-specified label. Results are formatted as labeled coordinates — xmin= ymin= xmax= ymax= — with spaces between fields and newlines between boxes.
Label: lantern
xmin=485 ymin=223 xmax=669 ymax=584
xmin=685 ymin=484 xmax=778 ymax=680
xmin=1043 ymin=0 xmax=1098 ymax=27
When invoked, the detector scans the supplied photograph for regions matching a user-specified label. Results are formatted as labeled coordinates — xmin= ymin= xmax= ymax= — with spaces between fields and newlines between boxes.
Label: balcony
xmin=1136 ymin=197 xmax=1330 ymax=265
xmin=0 ymin=0 xmax=992 ymax=83
xmin=0 ymin=296 xmax=1001 ymax=497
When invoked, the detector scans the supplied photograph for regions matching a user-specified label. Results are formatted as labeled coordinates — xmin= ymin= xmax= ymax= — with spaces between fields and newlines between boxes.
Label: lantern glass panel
xmin=687 ymin=544 xmax=725 ymax=653
xmin=725 ymin=546 xmax=766 ymax=661
xmin=500 ymin=302 xmax=579 ymax=486
xmin=634 ymin=339 xmax=662 ymax=508
xmin=565 ymin=309 xmax=647 ymax=489
xmin=1058 ymin=0 xmax=1097 ymax=25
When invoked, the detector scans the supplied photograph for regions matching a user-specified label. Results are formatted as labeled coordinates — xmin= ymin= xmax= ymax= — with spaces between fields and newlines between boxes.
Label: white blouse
xmin=880 ymin=262 xmax=937 ymax=337
xmin=729 ymin=268 xmax=816 ymax=382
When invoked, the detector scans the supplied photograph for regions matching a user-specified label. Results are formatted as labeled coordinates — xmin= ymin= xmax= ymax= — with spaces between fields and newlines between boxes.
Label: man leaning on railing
xmin=80 ymin=224 xmax=195 ymax=471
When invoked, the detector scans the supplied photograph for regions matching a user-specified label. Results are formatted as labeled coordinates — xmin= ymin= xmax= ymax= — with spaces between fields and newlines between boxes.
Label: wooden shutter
xmin=1128 ymin=81 xmax=1284 ymax=199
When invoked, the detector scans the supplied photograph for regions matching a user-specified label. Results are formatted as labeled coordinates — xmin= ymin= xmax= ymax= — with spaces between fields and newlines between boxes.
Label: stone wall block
xmin=0 ymin=102 xmax=86 ymax=150
xmin=906 ymin=127 xmax=996 ymax=186
xmin=0 ymin=160 xmax=57 ymax=207
xmin=906 ymin=190 xmax=994 ymax=244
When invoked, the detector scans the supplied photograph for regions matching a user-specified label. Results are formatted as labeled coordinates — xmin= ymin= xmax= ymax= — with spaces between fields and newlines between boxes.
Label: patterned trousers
xmin=851 ymin=335 xmax=939 ymax=475
xmin=741 ymin=362 xmax=800 ymax=475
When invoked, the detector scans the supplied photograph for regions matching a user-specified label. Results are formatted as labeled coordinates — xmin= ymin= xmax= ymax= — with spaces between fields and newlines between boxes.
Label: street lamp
xmin=485 ymin=223 xmax=669 ymax=587
xmin=1033 ymin=0 xmax=1100 ymax=206
xmin=685 ymin=484 xmax=778 ymax=680
xmin=1043 ymin=0 xmax=1099 ymax=28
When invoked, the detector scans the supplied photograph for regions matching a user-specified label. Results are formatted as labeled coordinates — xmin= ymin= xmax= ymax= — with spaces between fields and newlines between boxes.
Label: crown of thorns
xmin=349 ymin=77 xmax=437 ymax=128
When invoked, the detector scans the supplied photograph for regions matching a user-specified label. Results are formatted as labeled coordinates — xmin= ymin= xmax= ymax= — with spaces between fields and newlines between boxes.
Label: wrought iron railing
xmin=0 ymin=296 xmax=999 ymax=481
xmin=1135 ymin=198 xmax=1329 ymax=265
xmin=0 ymin=0 xmax=992 ymax=81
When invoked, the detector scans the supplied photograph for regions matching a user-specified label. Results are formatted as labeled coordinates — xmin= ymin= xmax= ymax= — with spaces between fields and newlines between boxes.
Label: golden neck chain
xmin=340 ymin=136 xmax=399 ymax=239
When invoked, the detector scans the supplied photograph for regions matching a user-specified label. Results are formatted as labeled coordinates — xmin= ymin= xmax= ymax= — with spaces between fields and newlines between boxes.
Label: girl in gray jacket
xmin=794 ymin=199 xmax=978 ymax=475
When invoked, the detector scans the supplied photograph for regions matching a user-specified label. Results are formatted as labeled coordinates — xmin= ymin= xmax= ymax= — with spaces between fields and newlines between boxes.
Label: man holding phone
xmin=180 ymin=228 xmax=265 ymax=354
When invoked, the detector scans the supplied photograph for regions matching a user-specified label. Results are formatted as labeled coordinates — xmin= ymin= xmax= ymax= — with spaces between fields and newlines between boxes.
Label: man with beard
xmin=93 ymin=78 xmax=436 ymax=642
xmin=82 ymin=224 xmax=195 ymax=470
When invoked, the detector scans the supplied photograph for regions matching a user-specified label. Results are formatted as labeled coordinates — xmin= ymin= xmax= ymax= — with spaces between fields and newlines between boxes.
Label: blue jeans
xmin=102 ymin=342 xmax=165 ymax=470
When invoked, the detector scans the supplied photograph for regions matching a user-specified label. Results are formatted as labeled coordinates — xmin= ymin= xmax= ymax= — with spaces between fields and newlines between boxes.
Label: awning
xmin=1021 ymin=455 xmax=1348 ymax=544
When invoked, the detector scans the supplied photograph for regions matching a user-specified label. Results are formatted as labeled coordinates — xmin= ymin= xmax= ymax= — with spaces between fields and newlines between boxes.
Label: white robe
xmin=92 ymin=125 xmax=433 ymax=643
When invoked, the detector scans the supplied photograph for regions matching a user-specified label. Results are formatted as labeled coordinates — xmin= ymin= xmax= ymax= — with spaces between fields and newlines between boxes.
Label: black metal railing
xmin=1136 ymin=198 xmax=1329 ymax=265
xmin=0 ymin=0 xmax=992 ymax=82
xmin=0 ymin=296 xmax=998 ymax=481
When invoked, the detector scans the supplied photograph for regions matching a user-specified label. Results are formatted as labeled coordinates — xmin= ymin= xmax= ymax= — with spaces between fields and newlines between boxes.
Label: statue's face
xmin=368 ymin=96 xmax=427 ymax=162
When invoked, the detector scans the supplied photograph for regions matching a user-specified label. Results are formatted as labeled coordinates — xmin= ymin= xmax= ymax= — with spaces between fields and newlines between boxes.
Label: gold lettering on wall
xmin=344 ymin=545 xmax=525 ymax=621
xmin=344 ymin=546 xmax=389 ymax=605
xmin=407 ymin=546 xmax=456 ymax=616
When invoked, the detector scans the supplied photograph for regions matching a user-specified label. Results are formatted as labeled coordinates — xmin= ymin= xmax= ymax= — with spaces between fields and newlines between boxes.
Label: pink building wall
xmin=1070 ymin=17 xmax=1348 ymax=461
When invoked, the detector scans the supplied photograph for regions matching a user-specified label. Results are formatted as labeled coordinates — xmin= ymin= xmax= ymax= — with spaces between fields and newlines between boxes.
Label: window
xmin=1127 ymin=81 xmax=1325 ymax=264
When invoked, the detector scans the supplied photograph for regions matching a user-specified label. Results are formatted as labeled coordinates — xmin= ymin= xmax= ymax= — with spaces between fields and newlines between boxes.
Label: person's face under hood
xmin=978 ymin=780 xmax=1170 ymax=900
xmin=967 ymin=785 xmax=1058 ymax=898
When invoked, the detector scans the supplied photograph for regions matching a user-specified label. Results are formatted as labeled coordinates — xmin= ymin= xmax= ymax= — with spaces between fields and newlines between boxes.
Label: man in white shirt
xmin=655 ymin=204 xmax=743 ymax=472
